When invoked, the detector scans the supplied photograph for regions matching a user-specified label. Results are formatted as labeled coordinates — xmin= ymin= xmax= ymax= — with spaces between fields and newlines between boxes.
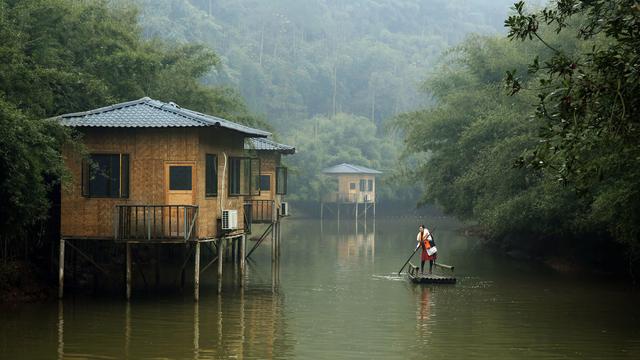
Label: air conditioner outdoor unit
xmin=279 ymin=202 xmax=289 ymax=217
xmin=221 ymin=209 xmax=238 ymax=230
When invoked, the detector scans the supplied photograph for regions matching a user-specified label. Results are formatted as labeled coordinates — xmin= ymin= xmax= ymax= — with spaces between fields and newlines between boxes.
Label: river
xmin=2 ymin=217 xmax=639 ymax=359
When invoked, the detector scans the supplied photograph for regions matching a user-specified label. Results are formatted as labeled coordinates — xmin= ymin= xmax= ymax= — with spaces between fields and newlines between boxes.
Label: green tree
xmin=506 ymin=1 xmax=640 ymax=262
xmin=0 ymin=0 xmax=265 ymax=260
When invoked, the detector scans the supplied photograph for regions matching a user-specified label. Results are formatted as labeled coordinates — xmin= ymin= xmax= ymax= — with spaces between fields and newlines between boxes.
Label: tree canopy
xmin=0 ymin=0 xmax=264 ymax=246
xmin=397 ymin=0 xmax=639 ymax=272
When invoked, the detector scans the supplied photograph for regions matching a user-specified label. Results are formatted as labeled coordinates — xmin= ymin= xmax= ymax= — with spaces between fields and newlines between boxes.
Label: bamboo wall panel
xmin=61 ymin=126 xmax=259 ymax=240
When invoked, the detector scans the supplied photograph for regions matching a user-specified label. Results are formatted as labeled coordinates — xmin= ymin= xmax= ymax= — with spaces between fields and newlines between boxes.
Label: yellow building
xmin=321 ymin=163 xmax=381 ymax=221
xmin=322 ymin=163 xmax=381 ymax=203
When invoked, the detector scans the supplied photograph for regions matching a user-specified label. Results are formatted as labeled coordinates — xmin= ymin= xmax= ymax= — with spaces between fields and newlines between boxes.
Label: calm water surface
xmin=2 ymin=217 xmax=640 ymax=359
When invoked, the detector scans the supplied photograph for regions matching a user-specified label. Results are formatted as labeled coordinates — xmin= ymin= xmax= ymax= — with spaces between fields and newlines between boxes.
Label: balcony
xmin=115 ymin=205 xmax=198 ymax=242
xmin=244 ymin=200 xmax=276 ymax=224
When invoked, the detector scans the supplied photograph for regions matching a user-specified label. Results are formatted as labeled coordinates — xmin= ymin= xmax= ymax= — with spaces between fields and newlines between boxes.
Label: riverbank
xmin=463 ymin=224 xmax=631 ymax=277
xmin=0 ymin=261 xmax=53 ymax=304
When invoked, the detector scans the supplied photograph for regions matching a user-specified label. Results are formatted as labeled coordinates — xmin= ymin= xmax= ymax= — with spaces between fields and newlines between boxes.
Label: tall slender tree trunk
xmin=370 ymin=86 xmax=376 ymax=123
xmin=332 ymin=63 xmax=337 ymax=117
xmin=259 ymin=25 xmax=265 ymax=67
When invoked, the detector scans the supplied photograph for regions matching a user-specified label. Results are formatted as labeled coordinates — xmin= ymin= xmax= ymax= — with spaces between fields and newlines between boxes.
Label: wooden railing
xmin=115 ymin=205 xmax=198 ymax=242
xmin=245 ymin=200 xmax=275 ymax=223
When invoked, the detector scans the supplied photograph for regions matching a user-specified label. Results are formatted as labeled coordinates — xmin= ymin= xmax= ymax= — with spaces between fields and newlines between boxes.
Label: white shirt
xmin=416 ymin=228 xmax=432 ymax=243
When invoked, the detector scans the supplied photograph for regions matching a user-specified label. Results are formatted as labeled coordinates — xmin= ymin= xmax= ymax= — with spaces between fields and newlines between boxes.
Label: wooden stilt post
xmin=58 ymin=239 xmax=65 ymax=299
xmin=278 ymin=220 xmax=282 ymax=258
xmin=364 ymin=202 xmax=367 ymax=219
xmin=126 ymin=243 xmax=132 ymax=300
xmin=271 ymin=222 xmax=276 ymax=263
xmin=240 ymin=235 xmax=246 ymax=274
xmin=194 ymin=242 xmax=200 ymax=302
xmin=337 ymin=202 xmax=340 ymax=231
xmin=217 ymin=238 xmax=224 ymax=294
xmin=232 ymin=238 xmax=236 ymax=263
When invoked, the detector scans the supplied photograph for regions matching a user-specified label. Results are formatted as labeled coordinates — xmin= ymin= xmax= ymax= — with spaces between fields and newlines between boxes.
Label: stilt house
xmin=56 ymin=97 xmax=277 ymax=242
xmin=244 ymin=138 xmax=295 ymax=224
xmin=322 ymin=163 xmax=381 ymax=203
xmin=54 ymin=97 xmax=292 ymax=300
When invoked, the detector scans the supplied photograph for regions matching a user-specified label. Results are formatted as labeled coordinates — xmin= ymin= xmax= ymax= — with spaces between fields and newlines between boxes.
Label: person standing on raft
xmin=417 ymin=224 xmax=437 ymax=274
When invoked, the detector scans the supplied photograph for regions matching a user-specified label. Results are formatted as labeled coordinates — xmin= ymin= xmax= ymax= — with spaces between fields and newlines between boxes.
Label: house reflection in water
xmin=56 ymin=284 xmax=292 ymax=359
xmin=335 ymin=226 xmax=376 ymax=266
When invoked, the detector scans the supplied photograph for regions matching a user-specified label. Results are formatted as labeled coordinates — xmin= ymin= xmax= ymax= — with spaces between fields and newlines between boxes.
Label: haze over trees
xmin=133 ymin=0 xmax=528 ymax=202
xmin=1 ymin=0 xmax=637 ymax=276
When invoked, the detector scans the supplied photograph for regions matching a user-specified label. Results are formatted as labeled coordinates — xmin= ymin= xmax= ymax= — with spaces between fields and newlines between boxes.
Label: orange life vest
xmin=420 ymin=230 xmax=431 ymax=249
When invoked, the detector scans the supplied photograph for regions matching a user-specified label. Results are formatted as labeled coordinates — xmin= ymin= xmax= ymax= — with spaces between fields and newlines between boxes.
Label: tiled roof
xmin=322 ymin=163 xmax=382 ymax=175
xmin=245 ymin=138 xmax=295 ymax=154
xmin=54 ymin=97 xmax=270 ymax=137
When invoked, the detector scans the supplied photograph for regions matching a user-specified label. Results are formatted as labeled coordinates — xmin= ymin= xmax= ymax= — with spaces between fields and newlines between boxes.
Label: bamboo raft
xmin=406 ymin=262 xmax=456 ymax=284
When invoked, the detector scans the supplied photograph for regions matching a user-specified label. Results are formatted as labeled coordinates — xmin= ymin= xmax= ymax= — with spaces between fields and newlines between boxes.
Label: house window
xmin=359 ymin=179 xmax=366 ymax=191
xmin=276 ymin=167 xmax=287 ymax=195
xmin=205 ymin=154 xmax=217 ymax=197
xmin=229 ymin=157 xmax=260 ymax=196
xmin=169 ymin=166 xmax=192 ymax=190
xmin=82 ymin=154 xmax=129 ymax=198
xmin=350 ymin=182 xmax=356 ymax=190
xmin=260 ymin=175 xmax=271 ymax=191
xmin=368 ymin=179 xmax=373 ymax=191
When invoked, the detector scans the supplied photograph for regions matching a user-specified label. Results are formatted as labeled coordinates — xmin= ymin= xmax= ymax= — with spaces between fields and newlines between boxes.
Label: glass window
xmin=350 ymin=182 xmax=356 ymax=190
xmin=205 ymin=154 xmax=217 ymax=197
xmin=368 ymin=179 xmax=373 ymax=191
xmin=276 ymin=167 xmax=287 ymax=195
xmin=82 ymin=154 xmax=129 ymax=198
xmin=229 ymin=157 xmax=260 ymax=196
xmin=260 ymin=175 xmax=271 ymax=191
xmin=359 ymin=179 xmax=366 ymax=191
xmin=169 ymin=166 xmax=192 ymax=190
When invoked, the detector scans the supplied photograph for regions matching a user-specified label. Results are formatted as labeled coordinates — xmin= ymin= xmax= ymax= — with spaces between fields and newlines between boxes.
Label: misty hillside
xmin=135 ymin=0 xmax=533 ymax=129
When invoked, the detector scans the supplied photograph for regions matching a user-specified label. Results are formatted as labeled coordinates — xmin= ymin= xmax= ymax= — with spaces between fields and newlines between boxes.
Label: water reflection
xmin=54 ymin=279 xmax=290 ymax=359
xmin=6 ymin=218 xmax=640 ymax=359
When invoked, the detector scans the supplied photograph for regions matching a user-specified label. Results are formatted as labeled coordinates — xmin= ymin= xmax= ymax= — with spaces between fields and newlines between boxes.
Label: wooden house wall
xmin=254 ymin=152 xmax=279 ymax=201
xmin=336 ymin=174 xmax=376 ymax=203
xmin=61 ymin=127 xmax=249 ymax=239
xmin=196 ymin=128 xmax=249 ymax=238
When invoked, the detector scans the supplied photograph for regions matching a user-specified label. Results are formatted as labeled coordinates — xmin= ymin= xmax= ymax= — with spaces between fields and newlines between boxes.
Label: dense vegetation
xmin=0 ymin=0 xmax=262 ymax=265
xmin=134 ymin=0 xmax=528 ymax=202
xmin=397 ymin=0 xmax=639 ymax=274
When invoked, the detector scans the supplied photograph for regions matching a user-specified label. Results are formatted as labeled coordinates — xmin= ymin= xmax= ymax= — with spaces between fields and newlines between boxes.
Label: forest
xmin=1 ymin=0 xmax=639 ymax=294
xmin=134 ymin=0 xmax=530 ymax=203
